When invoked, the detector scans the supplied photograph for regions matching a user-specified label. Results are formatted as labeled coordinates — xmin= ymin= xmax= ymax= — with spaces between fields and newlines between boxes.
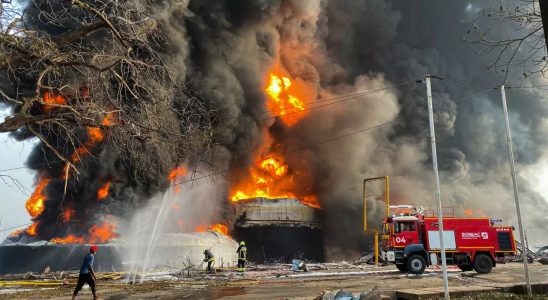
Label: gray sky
xmin=0 ymin=108 xmax=35 ymax=239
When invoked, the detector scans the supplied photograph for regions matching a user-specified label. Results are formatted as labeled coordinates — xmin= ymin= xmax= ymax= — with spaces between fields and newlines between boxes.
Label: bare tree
xmin=0 ymin=0 xmax=215 ymax=181
xmin=466 ymin=0 xmax=548 ymax=80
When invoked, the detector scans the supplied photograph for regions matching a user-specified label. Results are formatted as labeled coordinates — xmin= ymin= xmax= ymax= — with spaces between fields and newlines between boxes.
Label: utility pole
xmin=425 ymin=74 xmax=450 ymax=300
xmin=499 ymin=85 xmax=532 ymax=297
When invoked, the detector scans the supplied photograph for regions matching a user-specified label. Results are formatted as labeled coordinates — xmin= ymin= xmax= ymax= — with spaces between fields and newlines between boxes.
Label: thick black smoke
xmin=183 ymin=0 xmax=548 ymax=258
xmin=5 ymin=1 xmax=548 ymax=257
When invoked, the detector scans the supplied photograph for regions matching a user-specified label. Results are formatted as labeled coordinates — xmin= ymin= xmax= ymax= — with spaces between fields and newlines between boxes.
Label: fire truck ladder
xmin=514 ymin=240 xmax=537 ymax=261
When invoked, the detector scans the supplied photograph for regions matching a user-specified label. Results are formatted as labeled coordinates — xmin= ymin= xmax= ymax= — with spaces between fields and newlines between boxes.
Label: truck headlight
xmin=387 ymin=251 xmax=395 ymax=262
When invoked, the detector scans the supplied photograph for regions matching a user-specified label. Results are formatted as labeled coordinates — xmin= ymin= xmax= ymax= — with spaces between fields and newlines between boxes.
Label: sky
xmin=0 ymin=107 xmax=35 ymax=239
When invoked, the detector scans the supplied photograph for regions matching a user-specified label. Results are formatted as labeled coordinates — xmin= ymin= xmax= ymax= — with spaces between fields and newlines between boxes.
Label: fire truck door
xmin=394 ymin=221 xmax=419 ymax=247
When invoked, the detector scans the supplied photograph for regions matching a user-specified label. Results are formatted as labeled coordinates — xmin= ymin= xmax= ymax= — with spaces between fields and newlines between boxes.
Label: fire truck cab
xmin=381 ymin=208 xmax=516 ymax=275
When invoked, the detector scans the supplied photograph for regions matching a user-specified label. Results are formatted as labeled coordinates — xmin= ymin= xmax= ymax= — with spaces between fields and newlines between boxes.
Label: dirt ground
xmin=1 ymin=262 xmax=546 ymax=299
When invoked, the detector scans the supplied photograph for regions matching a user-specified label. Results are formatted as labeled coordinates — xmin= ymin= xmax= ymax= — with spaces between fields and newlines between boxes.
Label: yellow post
xmin=363 ymin=179 xmax=368 ymax=232
xmin=363 ymin=176 xmax=390 ymax=232
xmin=374 ymin=231 xmax=379 ymax=265
xmin=385 ymin=176 xmax=390 ymax=218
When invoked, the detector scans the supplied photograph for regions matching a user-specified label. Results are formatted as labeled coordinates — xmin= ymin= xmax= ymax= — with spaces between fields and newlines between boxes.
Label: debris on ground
xmin=317 ymin=287 xmax=381 ymax=300
xmin=291 ymin=259 xmax=309 ymax=272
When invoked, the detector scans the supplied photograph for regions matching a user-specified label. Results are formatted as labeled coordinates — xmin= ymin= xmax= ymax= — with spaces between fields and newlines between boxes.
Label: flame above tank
xmin=229 ymin=68 xmax=319 ymax=208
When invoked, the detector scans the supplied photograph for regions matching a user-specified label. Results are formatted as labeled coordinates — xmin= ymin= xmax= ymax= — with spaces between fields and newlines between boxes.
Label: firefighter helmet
xmin=240 ymin=241 xmax=245 ymax=246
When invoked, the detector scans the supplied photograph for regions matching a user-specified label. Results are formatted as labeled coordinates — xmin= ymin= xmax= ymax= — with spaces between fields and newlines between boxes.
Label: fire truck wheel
xmin=473 ymin=254 xmax=493 ymax=274
xmin=406 ymin=255 xmax=426 ymax=275
xmin=396 ymin=264 xmax=407 ymax=272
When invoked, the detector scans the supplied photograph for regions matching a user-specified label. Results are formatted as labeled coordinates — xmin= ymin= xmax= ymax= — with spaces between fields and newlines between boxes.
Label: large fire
xmin=265 ymin=73 xmax=306 ymax=127
xmin=50 ymin=221 xmax=118 ymax=244
xmin=63 ymin=113 xmax=114 ymax=178
xmin=194 ymin=223 xmax=229 ymax=236
xmin=25 ymin=177 xmax=51 ymax=218
xmin=230 ymin=154 xmax=296 ymax=201
xmin=229 ymin=70 xmax=319 ymax=208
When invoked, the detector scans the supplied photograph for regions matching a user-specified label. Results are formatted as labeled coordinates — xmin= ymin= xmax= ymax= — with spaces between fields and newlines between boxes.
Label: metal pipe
xmin=425 ymin=75 xmax=450 ymax=300
xmin=500 ymin=85 xmax=532 ymax=297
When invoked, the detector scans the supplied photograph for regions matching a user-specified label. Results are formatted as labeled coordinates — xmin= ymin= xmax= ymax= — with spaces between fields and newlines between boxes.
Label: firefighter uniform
xmin=236 ymin=241 xmax=247 ymax=272
xmin=203 ymin=249 xmax=215 ymax=273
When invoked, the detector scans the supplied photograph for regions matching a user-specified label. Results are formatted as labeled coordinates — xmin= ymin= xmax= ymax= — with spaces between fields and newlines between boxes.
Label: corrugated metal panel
xmin=234 ymin=197 xmax=321 ymax=228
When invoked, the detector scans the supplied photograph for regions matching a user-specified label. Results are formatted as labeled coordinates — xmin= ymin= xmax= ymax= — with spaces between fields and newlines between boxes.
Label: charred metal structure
xmin=232 ymin=197 xmax=324 ymax=263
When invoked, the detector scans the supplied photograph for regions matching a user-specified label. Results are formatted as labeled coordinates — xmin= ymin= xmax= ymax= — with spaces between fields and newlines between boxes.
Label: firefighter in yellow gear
xmin=203 ymin=249 xmax=215 ymax=273
xmin=236 ymin=241 xmax=247 ymax=272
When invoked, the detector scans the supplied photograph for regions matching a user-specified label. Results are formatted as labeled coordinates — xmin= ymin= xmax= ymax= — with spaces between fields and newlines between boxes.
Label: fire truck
xmin=381 ymin=205 xmax=517 ymax=274
xmin=363 ymin=177 xmax=517 ymax=275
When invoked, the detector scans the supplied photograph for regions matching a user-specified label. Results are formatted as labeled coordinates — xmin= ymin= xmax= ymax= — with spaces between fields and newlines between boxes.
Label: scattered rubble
xmin=318 ymin=287 xmax=381 ymax=300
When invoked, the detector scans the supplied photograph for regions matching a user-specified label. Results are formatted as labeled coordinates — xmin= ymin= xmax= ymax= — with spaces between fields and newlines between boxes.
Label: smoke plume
xmin=5 ymin=0 xmax=548 ymax=258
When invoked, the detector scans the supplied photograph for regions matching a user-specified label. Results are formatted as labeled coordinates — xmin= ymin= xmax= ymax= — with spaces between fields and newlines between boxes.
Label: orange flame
xmin=168 ymin=165 xmax=187 ymax=193
xmin=168 ymin=166 xmax=187 ymax=182
xmin=50 ymin=234 xmax=85 ymax=244
xmin=62 ymin=208 xmax=75 ymax=222
xmin=302 ymin=195 xmax=320 ymax=209
xmin=229 ymin=70 xmax=319 ymax=208
xmin=97 ymin=181 xmax=111 ymax=200
xmin=26 ymin=222 xmax=38 ymax=236
xmin=193 ymin=224 xmax=229 ymax=236
xmin=69 ymin=126 xmax=106 ymax=163
xmin=209 ymin=224 xmax=229 ymax=236
xmin=25 ymin=177 xmax=50 ymax=218
xmin=260 ymin=157 xmax=288 ymax=177
xmin=230 ymin=154 xmax=319 ymax=208
xmin=265 ymin=73 xmax=306 ymax=127
xmin=101 ymin=112 xmax=116 ymax=126
xmin=50 ymin=221 xmax=118 ymax=244
xmin=42 ymin=91 xmax=66 ymax=112
xmin=463 ymin=209 xmax=474 ymax=216
xmin=193 ymin=225 xmax=206 ymax=232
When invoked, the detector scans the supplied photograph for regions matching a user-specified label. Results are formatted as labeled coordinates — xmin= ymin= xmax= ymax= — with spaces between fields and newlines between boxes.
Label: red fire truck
xmin=381 ymin=206 xmax=517 ymax=274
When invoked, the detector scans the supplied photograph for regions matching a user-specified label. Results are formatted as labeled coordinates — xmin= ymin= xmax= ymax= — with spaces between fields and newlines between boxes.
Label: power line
xmin=214 ymin=79 xmax=419 ymax=124
xmin=2 ymin=120 xmax=396 ymax=233
xmin=432 ymin=75 xmax=504 ymax=88
xmin=0 ymin=222 xmax=33 ymax=234
xmin=506 ymin=90 xmax=548 ymax=102
xmin=255 ymin=79 xmax=419 ymax=116
xmin=169 ymin=120 xmax=396 ymax=188
xmin=0 ymin=80 xmax=416 ymax=174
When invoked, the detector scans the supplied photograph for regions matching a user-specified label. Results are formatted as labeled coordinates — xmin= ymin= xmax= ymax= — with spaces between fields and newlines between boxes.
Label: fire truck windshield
xmin=394 ymin=221 xmax=416 ymax=233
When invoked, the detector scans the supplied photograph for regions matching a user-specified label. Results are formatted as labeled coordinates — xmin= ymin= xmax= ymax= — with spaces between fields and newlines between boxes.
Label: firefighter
xmin=72 ymin=246 xmax=98 ymax=300
xmin=203 ymin=249 xmax=215 ymax=273
xmin=236 ymin=241 xmax=247 ymax=272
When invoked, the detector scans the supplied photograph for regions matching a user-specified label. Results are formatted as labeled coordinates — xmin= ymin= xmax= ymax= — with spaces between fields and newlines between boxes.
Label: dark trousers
xmin=238 ymin=259 xmax=246 ymax=270
xmin=207 ymin=261 xmax=213 ymax=273
xmin=73 ymin=273 xmax=96 ymax=296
